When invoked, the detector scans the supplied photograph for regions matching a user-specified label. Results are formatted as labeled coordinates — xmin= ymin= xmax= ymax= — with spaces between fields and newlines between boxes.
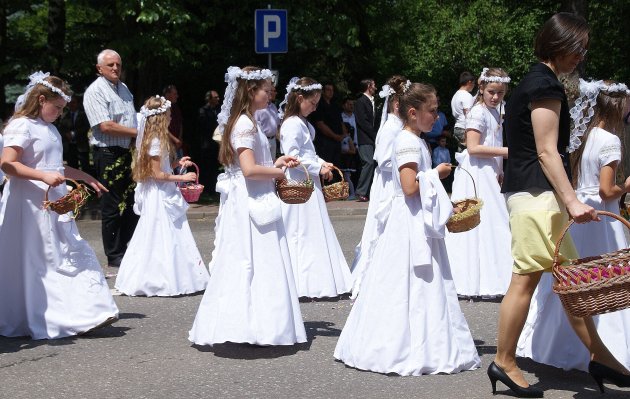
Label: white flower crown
xmin=402 ymin=80 xmax=412 ymax=94
xmin=278 ymin=77 xmax=322 ymax=120
xmin=216 ymin=66 xmax=274 ymax=134
xmin=480 ymin=67 xmax=511 ymax=84
xmin=568 ymin=78 xmax=630 ymax=152
xmin=15 ymin=71 xmax=72 ymax=111
xmin=139 ymin=95 xmax=171 ymax=117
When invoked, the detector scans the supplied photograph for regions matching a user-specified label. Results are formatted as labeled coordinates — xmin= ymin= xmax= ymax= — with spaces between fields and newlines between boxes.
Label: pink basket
xmin=178 ymin=162 xmax=204 ymax=203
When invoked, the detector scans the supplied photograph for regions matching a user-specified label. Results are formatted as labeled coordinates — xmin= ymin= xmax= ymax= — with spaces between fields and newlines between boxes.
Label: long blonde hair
xmin=218 ymin=66 xmax=270 ymax=166
xmin=133 ymin=96 xmax=173 ymax=182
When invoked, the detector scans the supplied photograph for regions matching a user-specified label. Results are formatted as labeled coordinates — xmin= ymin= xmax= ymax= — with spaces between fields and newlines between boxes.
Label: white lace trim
xmin=569 ymin=79 xmax=630 ymax=153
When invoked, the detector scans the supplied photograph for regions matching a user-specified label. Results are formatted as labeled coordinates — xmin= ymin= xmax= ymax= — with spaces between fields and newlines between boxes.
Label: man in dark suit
xmin=354 ymin=78 xmax=377 ymax=202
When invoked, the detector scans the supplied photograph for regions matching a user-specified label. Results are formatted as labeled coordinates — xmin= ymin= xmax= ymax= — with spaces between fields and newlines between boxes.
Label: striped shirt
xmin=83 ymin=76 xmax=137 ymax=148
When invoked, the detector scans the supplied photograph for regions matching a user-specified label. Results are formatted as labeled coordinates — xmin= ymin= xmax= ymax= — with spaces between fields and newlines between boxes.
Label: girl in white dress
xmin=189 ymin=66 xmax=306 ymax=346
xmin=517 ymin=79 xmax=630 ymax=372
xmin=350 ymin=76 xmax=406 ymax=298
xmin=115 ymin=96 xmax=209 ymax=297
xmin=0 ymin=72 xmax=117 ymax=339
xmin=334 ymin=82 xmax=481 ymax=376
xmin=445 ymin=67 xmax=512 ymax=298
xmin=277 ymin=77 xmax=352 ymax=298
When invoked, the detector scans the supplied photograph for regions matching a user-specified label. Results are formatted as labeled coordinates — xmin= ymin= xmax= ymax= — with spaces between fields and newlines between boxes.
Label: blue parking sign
xmin=255 ymin=9 xmax=288 ymax=54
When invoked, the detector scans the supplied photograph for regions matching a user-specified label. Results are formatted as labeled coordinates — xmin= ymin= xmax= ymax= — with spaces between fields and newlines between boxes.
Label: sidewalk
xmin=80 ymin=198 xmax=370 ymax=220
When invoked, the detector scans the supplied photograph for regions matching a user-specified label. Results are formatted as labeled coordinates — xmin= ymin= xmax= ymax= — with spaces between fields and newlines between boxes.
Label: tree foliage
xmin=1 ymin=0 xmax=628 ymax=121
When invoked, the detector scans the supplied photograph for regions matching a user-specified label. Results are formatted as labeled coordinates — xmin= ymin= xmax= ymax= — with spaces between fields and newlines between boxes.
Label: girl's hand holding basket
xmin=41 ymin=171 xmax=66 ymax=187
xmin=178 ymin=156 xmax=193 ymax=169
xmin=436 ymin=163 xmax=452 ymax=179
xmin=320 ymin=162 xmax=334 ymax=181
xmin=179 ymin=171 xmax=197 ymax=182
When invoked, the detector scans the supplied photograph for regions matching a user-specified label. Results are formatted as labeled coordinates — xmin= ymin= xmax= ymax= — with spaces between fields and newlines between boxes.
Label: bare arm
xmin=399 ymin=162 xmax=419 ymax=196
xmin=149 ymin=156 xmax=196 ymax=183
xmin=64 ymin=166 xmax=108 ymax=194
xmin=531 ymin=99 xmax=597 ymax=223
xmin=237 ymin=148 xmax=299 ymax=180
xmin=466 ymin=129 xmax=508 ymax=158
xmin=1 ymin=146 xmax=65 ymax=187
xmin=599 ymin=161 xmax=630 ymax=201
xmin=98 ymin=121 xmax=137 ymax=138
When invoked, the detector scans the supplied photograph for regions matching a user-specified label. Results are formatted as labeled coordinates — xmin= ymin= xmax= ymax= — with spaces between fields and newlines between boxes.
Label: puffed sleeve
xmin=528 ymin=77 xmax=565 ymax=103
xmin=395 ymin=135 xmax=421 ymax=168
xmin=598 ymin=133 xmax=621 ymax=168
xmin=231 ymin=116 xmax=257 ymax=150
xmin=148 ymin=138 xmax=161 ymax=157
xmin=2 ymin=118 xmax=32 ymax=149
xmin=465 ymin=104 xmax=487 ymax=133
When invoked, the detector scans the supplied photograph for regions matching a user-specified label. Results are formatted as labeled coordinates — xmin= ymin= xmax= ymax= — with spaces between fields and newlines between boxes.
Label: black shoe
xmin=589 ymin=361 xmax=630 ymax=393
xmin=487 ymin=362 xmax=544 ymax=398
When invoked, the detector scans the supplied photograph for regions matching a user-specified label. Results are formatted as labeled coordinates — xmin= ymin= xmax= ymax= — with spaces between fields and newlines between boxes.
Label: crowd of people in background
xmin=4 ymin=11 xmax=630 ymax=399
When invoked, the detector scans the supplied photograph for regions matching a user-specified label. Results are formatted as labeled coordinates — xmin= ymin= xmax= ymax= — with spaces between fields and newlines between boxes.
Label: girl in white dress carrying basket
xmin=0 ymin=72 xmax=117 ymax=339
xmin=517 ymin=79 xmax=630 ymax=375
xmin=445 ymin=67 xmax=512 ymax=298
xmin=350 ymin=76 xmax=406 ymax=298
xmin=114 ymin=95 xmax=209 ymax=297
xmin=334 ymin=81 xmax=481 ymax=376
xmin=189 ymin=66 xmax=306 ymax=347
xmin=277 ymin=77 xmax=352 ymax=299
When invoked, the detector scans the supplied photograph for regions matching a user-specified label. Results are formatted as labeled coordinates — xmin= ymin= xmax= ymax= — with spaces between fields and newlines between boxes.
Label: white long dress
xmin=444 ymin=103 xmax=512 ymax=297
xmin=115 ymin=138 xmax=209 ymax=297
xmin=189 ymin=115 xmax=306 ymax=346
xmin=517 ymin=127 xmax=630 ymax=371
xmin=334 ymin=130 xmax=481 ymax=376
xmin=350 ymin=114 xmax=402 ymax=297
xmin=279 ymin=115 xmax=351 ymax=298
xmin=0 ymin=117 xmax=119 ymax=339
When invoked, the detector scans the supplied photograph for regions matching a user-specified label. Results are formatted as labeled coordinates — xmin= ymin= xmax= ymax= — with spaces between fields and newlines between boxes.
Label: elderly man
xmin=83 ymin=49 xmax=138 ymax=267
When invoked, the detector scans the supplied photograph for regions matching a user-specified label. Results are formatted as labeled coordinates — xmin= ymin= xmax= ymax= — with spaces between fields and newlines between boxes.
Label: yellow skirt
xmin=507 ymin=190 xmax=578 ymax=274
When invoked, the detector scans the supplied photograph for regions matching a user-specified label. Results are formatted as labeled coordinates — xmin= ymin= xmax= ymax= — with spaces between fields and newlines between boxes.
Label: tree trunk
xmin=47 ymin=0 xmax=65 ymax=75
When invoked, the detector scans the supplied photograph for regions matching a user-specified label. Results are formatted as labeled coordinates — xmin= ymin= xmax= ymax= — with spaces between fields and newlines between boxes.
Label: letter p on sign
xmin=255 ymin=9 xmax=288 ymax=54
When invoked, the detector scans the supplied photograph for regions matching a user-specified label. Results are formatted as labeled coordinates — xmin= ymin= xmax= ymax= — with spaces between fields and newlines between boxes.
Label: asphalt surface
xmin=1 ymin=204 xmax=628 ymax=399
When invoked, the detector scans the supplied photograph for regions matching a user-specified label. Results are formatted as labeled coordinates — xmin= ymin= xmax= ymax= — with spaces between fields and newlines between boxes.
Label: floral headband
xmin=216 ymin=66 xmax=274 ymax=135
xmin=139 ymin=96 xmax=171 ymax=117
xmin=379 ymin=84 xmax=397 ymax=128
xmin=15 ymin=71 xmax=71 ymax=111
xmin=568 ymin=78 xmax=630 ymax=152
xmin=278 ymin=77 xmax=322 ymax=119
xmin=479 ymin=68 xmax=511 ymax=84
xmin=402 ymin=80 xmax=412 ymax=94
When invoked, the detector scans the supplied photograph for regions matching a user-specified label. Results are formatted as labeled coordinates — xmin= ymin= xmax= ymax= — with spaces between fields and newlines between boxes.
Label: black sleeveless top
xmin=502 ymin=63 xmax=571 ymax=193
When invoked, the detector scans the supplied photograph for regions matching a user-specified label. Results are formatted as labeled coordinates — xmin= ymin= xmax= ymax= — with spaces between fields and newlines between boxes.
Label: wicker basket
xmin=446 ymin=167 xmax=483 ymax=233
xmin=43 ymin=178 xmax=92 ymax=217
xmin=322 ymin=165 xmax=349 ymax=202
xmin=276 ymin=163 xmax=314 ymax=204
xmin=178 ymin=162 xmax=204 ymax=203
xmin=552 ymin=210 xmax=630 ymax=317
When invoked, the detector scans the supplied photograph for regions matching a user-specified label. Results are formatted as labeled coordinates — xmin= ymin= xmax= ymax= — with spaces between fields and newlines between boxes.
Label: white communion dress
xmin=350 ymin=114 xmax=402 ymax=298
xmin=444 ymin=103 xmax=512 ymax=297
xmin=279 ymin=115 xmax=351 ymax=298
xmin=115 ymin=138 xmax=209 ymax=297
xmin=0 ymin=117 xmax=118 ymax=339
xmin=334 ymin=130 xmax=481 ymax=375
xmin=189 ymin=115 xmax=306 ymax=346
xmin=517 ymin=127 xmax=630 ymax=371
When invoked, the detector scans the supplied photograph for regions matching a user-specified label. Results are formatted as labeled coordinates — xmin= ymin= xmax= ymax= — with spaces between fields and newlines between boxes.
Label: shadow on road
xmin=191 ymin=341 xmax=308 ymax=359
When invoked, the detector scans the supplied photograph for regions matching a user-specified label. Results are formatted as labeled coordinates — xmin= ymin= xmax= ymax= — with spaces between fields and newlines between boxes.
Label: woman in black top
xmin=488 ymin=12 xmax=630 ymax=398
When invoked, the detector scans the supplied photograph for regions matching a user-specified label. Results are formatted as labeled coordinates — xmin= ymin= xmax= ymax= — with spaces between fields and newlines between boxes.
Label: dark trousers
xmin=93 ymin=146 xmax=139 ymax=265
xmin=356 ymin=144 xmax=375 ymax=197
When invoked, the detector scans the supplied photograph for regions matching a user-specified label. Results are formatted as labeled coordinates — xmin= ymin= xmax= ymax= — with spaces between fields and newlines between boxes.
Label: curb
xmin=78 ymin=201 xmax=369 ymax=221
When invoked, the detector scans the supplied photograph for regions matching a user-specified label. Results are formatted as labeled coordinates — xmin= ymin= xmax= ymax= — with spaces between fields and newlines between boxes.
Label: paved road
xmin=1 ymin=214 xmax=627 ymax=398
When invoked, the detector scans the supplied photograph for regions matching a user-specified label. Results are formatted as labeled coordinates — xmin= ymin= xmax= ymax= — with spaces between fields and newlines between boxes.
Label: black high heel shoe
xmin=589 ymin=361 xmax=630 ymax=393
xmin=487 ymin=362 xmax=544 ymax=398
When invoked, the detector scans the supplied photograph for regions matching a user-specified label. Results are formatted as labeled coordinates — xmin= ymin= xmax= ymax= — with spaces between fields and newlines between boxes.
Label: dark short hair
xmin=459 ymin=71 xmax=475 ymax=86
xmin=359 ymin=79 xmax=374 ymax=92
xmin=534 ymin=12 xmax=589 ymax=62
